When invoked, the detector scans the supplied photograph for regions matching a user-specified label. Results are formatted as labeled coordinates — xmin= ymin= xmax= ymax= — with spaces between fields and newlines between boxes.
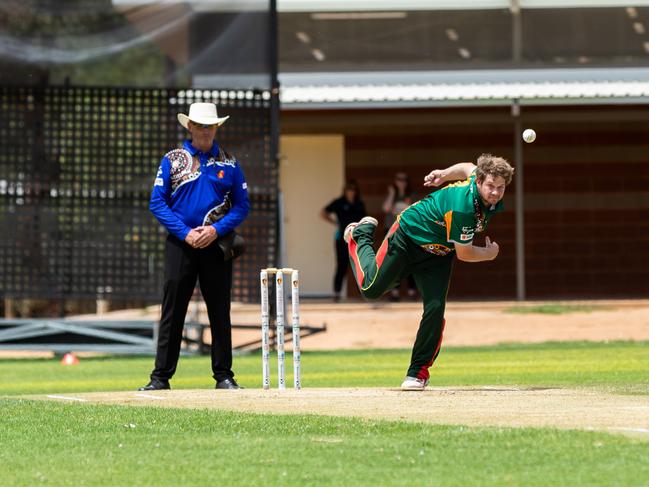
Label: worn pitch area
xmin=30 ymin=387 xmax=649 ymax=437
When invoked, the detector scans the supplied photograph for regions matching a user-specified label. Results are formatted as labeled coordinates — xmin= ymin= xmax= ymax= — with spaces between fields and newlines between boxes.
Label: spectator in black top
xmin=320 ymin=180 xmax=366 ymax=301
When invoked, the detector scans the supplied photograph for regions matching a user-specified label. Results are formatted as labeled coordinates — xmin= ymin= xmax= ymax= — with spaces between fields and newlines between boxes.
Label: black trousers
xmin=334 ymin=237 xmax=350 ymax=294
xmin=151 ymin=235 xmax=234 ymax=383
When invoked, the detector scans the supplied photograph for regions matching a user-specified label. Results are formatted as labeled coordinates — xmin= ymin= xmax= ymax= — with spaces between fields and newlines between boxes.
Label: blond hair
xmin=475 ymin=154 xmax=514 ymax=185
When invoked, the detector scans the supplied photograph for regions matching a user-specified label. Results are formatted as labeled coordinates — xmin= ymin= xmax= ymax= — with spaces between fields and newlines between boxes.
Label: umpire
xmin=139 ymin=102 xmax=250 ymax=391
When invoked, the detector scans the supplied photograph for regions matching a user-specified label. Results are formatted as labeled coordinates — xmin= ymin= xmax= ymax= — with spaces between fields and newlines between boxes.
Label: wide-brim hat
xmin=178 ymin=102 xmax=229 ymax=129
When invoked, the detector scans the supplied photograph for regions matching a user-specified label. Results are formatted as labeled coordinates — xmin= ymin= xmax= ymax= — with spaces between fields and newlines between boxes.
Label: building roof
xmin=279 ymin=68 xmax=649 ymax=108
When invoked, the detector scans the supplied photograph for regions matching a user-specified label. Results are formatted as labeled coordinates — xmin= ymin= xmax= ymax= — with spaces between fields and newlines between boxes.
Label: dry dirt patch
xmin=229 ymin=300 xmax=649 ymax=350
xmin=32 ymin=387 xmax=649 ymax=437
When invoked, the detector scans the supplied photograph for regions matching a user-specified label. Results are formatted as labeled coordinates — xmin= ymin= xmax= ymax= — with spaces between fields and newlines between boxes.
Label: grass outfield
xmin=1 ymin=341 xmax=648 ymax=486
xmin=0 ymin=341 xmax=647 ymax=395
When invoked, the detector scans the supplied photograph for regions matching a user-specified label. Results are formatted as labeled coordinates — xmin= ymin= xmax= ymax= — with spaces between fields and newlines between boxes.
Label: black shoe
xmin=215 ymin=378 xmax=242 ymax=390
xmin=137 ymin=379 xmax=170 ymax=391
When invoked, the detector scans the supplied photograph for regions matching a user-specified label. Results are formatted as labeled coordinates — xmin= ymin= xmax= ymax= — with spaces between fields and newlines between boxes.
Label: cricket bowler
xmin=344 ymin=154 xmax=514 ymax=390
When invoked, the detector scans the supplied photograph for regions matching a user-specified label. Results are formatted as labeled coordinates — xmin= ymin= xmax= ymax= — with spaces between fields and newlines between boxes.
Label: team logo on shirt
xmin=217 ymin=170 xmax=224 ymax=179
xmin=421 ymin=243 xmax=453 ymax=256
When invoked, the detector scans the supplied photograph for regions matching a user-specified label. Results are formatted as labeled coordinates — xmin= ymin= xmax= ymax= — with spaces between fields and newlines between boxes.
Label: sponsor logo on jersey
xmin=217 ymin=170 xmax=224 ymax=179
xmin=461 ymin=226 xmax=475 ymax=241
xmin=206 ymin=148 xmax=237 ymax=167
xmin=214 ymin=158 xmax=236 ymax=167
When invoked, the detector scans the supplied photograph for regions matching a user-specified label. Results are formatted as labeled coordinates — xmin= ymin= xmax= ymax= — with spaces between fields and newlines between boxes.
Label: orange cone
xmin=61 ymin=352 xmax=80 ymax=366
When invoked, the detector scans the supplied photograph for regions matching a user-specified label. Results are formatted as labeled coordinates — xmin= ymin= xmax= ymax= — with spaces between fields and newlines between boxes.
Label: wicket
xmin=260 ymin=267 xmax=301 ymax=390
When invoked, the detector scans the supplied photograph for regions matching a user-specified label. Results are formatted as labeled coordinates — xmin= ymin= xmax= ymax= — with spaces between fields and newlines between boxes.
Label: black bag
xmin=217 ymin=231 xmax=246 ymax=261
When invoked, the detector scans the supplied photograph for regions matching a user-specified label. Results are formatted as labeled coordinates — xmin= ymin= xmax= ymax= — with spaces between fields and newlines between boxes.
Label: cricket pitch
xmin=32 ymin=387 xmax=649 ymax=438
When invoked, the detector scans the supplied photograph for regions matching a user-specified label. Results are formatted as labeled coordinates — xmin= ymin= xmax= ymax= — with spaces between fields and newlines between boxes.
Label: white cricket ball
xmin=522 ymin=128 xmax=536 ymax=143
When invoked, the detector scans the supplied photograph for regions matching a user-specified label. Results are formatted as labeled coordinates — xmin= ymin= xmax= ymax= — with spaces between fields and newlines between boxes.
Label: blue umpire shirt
xmin=150 ymin=140 xmax=250 ymax=242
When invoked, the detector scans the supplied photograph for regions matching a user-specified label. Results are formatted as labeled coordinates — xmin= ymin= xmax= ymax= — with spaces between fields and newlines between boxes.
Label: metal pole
xmin=511 ymin=2 xmax=525 ymax=300
xmin=512 ymin=101 xmax=526 ymax=301
xmin=269 ymin=0 xmax=281 ymax=270
xmin=269 ymin=0 xmax=280 ymax=143
xmin=510 ymin=0 xmax=522 ymax=64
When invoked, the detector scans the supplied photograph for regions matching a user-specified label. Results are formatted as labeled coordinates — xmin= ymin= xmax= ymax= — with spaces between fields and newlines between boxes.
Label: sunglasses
xmin=191 ymin=122 xmax=218 ymax=129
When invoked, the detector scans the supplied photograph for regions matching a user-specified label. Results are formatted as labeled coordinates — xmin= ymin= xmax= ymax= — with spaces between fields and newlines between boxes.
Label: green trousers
xmin=348 ymin=221 xmax=453 ymax=381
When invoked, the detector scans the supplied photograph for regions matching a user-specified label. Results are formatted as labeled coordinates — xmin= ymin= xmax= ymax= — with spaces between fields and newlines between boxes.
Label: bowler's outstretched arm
xmin=423 ymin=162 xmax=476 ymax=187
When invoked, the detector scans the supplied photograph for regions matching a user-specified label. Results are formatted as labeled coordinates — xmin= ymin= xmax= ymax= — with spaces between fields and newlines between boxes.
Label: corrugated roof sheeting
xmin=281 ymin=80 xmax=649 ymax=105
xmin=279 ymin=69 xmax=649 ymax=107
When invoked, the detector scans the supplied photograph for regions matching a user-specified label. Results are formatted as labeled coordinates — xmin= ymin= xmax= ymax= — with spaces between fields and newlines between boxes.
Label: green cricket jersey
xmin=398 ymin=174 xmax=503 ymax=256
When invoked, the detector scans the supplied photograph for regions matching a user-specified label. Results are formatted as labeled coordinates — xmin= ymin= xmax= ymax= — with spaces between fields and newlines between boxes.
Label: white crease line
xmin=134 ymin=393 xmax=166 ymax=400
xmin=46 ymin=395 xmax=87 ymax=402
xmin=608 ymin=427 xmax=649 ymax=433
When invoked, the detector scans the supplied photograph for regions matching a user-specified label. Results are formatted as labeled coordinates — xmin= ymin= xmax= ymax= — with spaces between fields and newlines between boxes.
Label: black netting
xmin=0 ymin=84 xmax=276 ymax=302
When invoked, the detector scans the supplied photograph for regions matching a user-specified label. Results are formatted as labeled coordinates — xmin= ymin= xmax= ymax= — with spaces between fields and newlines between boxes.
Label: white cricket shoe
xmin=343 ymin=216 xmax=378 ymax=244
xmin=400 ymin=376 xmax=429 ymax=391
xmin=358 ymin=216 xmax=379 ymax=227
xmin=343 ymin=222 xmax=359 ymax=244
